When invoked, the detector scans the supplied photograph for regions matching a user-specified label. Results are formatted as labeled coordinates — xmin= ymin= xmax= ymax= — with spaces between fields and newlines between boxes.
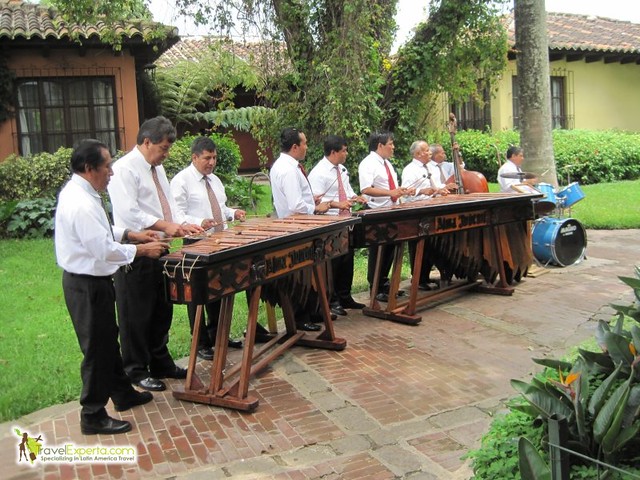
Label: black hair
xmin=368 ymin=131 xmax=393 ymax=152
xmin=136 ymin=116 xmax=177 ymax=145
xmin=323 ymin=135 xmax=347 ymax=157
xmin=70 ymin=139 xmax=108 ymax=173
xmin=280 ymin=127 xmax=303 ymax=152
xmin=191 ymin=136 xmax=217 ymax=155
xmin=506 ymin=145 xmax=523 ymax=159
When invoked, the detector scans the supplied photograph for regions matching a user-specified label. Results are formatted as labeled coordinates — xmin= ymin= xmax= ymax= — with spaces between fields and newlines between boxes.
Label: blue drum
xmin=536 ymin=183 xmax=558 ymax=205
xmin=532 ymin=217 xmax=587 ymax=266
xmin=557 ymin=182 xmax=585 ymax=208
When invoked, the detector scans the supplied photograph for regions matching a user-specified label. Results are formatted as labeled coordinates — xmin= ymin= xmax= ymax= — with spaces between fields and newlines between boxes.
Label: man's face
xmin=377 ymin=139 xmax=395 ymax=159
xmin=142 ymin=137 xmax=172 ymax=167
xmin=192 ymin=149 xmax=217 ymax=176
xmin=88 ymin=148 xmax=113 ymax=192
xmin=511 ymin=152 xmax=524 ymax=165
xmin=432 ymin=147 xmax=446 ymax=164
xmin=290 ymin=132 xmax=308 ymax=161
xmin=415 ymin=143 xmax=431 ymax=164
xmin=334 ymin=145 xmax=348 ymax=164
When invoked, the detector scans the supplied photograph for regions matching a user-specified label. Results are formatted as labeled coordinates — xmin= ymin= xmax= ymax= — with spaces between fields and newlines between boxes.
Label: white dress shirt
xmin=401 ymin=159 xmax=441 ymax=202
xmin=358 ymin=151 xmax=399 ymax=209
xmin=497 ymin=159 xmax=521 ymax=192
xmin=55 ymin=174 xmax=135 ymax=276
xmin=270 ymin=152 xmax=315 ymax=218
xmin=170 ymin=164 xmax=236 ymax=228
xmin=108 ymin=146 xmax=184 ymax=230
xmin=308 ymin=157 xmax=356 ymax=216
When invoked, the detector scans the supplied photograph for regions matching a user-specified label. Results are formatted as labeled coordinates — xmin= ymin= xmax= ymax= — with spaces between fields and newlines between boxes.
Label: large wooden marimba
xmin=161 ymin=214 xmax=360 ymax=411
xmin=352 ymin=192 xmax=541 ymax=324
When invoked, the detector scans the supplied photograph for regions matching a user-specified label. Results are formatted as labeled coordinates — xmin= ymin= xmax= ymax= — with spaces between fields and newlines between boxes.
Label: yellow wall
xmin=0 ymin=47 xmax=140 ymax=160
xmin=491 ymin=59 xmax=640 ymax=131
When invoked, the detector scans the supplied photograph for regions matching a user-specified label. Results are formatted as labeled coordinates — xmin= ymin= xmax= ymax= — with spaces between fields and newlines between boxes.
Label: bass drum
xmin=532 ymin=217 xmax=587 ymax=267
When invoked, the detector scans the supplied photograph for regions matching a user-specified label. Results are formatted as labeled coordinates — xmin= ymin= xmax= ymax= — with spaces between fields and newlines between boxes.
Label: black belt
xmin=64 ymin=271 xmax=113 ymax=280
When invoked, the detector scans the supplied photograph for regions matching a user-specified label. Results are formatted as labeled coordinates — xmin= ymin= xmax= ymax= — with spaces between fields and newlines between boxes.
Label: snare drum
xmin=532 ymin=217 xmax=587 ymax=267
xmin=556 ymin=182 xmax=585 ymax=208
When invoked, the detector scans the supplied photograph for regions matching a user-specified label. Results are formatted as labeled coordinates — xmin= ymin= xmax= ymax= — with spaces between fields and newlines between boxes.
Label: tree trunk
xmin=514 ymin=0 xmax=558 ymax=186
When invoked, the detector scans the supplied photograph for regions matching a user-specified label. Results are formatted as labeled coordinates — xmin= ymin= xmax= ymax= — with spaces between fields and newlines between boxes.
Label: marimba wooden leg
xmin=184 ymin=304 xmax=205 ymax=391
xmin=295 ymin=263 xmax=347 ymax=350
xmin=387 ymin=243 xmax=404 ymax=311
xmin=368 ymin=245 xmax=385 ymax=309
xmin=476 ymin=225 xmax=515 ymax=296
xmin=405 ymin=238 xmax=424 ymax=316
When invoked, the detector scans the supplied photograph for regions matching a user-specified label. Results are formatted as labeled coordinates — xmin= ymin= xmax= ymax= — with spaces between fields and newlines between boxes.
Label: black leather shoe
xmin=228 ymin=339 xmax=243 ymax=349
xmin=340 ymin=298 xmax=365 ymax=309
xmin=133 ymin=377 xmax=166 ymax=392
xmin=297 ymin=322 xmax=322 ymax=332
xmin=418 ymin=283 xmax=431 ymax=291
xmin=310 ymin=312 xmax=337 ymax=323
xmin=81 ymin=416 xmax=132 ymax=435
xmin=330 ymin=305 xmax=348 ymax=316
xmin=114 ymin=391 xmax=153 ymax=412
xmin=197 ymin=347 xmax=214 ymax=361
xmin=375 ymin=292 xmax=389 ymax=302
xmin=396 ymin=289 xmax=406 ymax=297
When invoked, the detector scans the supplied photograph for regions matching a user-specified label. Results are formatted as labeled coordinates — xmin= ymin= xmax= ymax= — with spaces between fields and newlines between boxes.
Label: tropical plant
xmin=508 ymin=268 xmax=640 ymax=477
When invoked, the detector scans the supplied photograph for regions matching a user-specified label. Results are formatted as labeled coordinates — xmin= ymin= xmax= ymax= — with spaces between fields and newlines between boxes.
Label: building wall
xmin=0 ymin=47 xmax=140 ymax=160
xmin=491 ymin=59 xmax=640 ymax=132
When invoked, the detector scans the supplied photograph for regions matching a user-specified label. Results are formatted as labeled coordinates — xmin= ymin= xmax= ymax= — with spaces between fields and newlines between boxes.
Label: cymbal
xmin=500 ymin=171 xmax=538 ymax=180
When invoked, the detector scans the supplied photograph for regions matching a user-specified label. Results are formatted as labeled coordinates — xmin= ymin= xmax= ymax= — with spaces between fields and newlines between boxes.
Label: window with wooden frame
xmin=15 ymin=76 xmax=119 ymax=156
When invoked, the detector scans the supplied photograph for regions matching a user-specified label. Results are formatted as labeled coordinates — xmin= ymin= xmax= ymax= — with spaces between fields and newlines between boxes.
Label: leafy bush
xmin=0 ymin=148 xmax=72 ymax=202
xmin=4 ymin=197 xmax=56 ymax=238
xmin=433 ymin=130 xmax=640 ymax=186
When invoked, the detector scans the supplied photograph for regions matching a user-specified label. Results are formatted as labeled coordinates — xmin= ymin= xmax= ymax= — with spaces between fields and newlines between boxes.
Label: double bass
xmin=446 ymin=113 xmax=489 ymax=194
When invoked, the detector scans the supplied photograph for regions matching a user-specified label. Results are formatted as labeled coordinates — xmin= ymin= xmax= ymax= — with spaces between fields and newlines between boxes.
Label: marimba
xmin=161 ymin=214 xmax=360 ymax=411
xmin=351 ymin=192 xmax=541 ymax=324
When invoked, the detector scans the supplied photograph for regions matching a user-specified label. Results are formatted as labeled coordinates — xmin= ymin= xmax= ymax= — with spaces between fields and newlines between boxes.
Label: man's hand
xmin=234 ymin=209 xmax=247 ymax=221
xmin=135 ymin=241 xmax=171 ymax=259
xmin=314 ymin=194 xmax=323 ymax=205
xmin=127 ymin=230 xmax=161 ymax=244
xmin=333 ymin=200 xmax=353 ymax=210
xmin=181 ymin=223 xmax=205 ymax=236
xmin=315 ymin=202 xmax=330 ymax=214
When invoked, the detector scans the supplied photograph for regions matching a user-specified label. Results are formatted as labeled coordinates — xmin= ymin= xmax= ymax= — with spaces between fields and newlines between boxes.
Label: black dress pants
xmin=367 ymin=244 xmax=395 ymax=292
xmin=62 ymin=272 xmax=134 ymax=422
xmin=408 ymin=240 xmax=432 ymax=284
xmin=114 ymin=257 xmax=175 ymax=382
xmin=331 ymin=250 xmax=355 ymax=305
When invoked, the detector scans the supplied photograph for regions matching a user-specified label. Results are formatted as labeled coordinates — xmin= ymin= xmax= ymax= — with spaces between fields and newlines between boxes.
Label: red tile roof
xmin=507 ymin=11 xmax=640 ymax=54
xmin=0 ymin=0 xmax=177 ymax=44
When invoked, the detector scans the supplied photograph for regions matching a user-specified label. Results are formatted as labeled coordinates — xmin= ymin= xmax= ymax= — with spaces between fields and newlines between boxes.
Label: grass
xmin=0 ymin=180 xmax=638 ymax=422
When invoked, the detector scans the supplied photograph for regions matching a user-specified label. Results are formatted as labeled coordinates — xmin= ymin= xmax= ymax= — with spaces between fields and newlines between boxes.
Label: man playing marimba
xmin=270 ymin=127 xmax=331 ymax=331
xmin=55 ymin=139 xmax=170 ymax=434
xmin=358 ymin=131 xmax=413 ymax=302
xmin=308 ymin=135 xmax=366 ymax=316
xmin=170 ymin=136 xmax=245 ymax=361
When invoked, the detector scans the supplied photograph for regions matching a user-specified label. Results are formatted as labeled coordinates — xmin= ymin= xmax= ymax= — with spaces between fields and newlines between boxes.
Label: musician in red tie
xmin=55 ymin=139 xmax=170 ymax=434
xmin=108 ymin=116 xmax=202 ymax=392
xmin=358 ymin=132 xmax=412 ymax=302
xmin=308 ymin=135 xmax=367 ymax=316
xmin=170 ymin=137 xmax=245 ymax=360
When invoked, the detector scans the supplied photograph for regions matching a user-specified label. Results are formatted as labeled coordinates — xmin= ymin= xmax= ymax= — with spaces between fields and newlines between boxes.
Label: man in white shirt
xmin=55 ymin=139 xmax=170 ymax=434
xmin=108 ymin=116 xmax=202 ymax=392
xmin=429 ymin=143 xmax=459 ymax=192
xmin=498 ymin=146 xmax=535 ymax=192
xmin=401 ymin=140 xmax=449 ymax=290
xmin=358 ymin=131 xmax=412 ymax=302
xmin=308 ymin=135 xmax=366 ymax=316
xmin=170 ymin=137 xmax=246 ymax=360
xmin=270 ymin=127 xmax=330 ymax=331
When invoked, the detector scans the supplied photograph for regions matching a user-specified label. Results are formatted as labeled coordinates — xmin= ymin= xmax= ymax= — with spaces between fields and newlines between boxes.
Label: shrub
xmin=0 ymin=148 xmax=72 ymax=202
xmin=4 ymin=197 xmax=56 ymax=238
xmin=432 ymin=129 xmax=640 ymax=186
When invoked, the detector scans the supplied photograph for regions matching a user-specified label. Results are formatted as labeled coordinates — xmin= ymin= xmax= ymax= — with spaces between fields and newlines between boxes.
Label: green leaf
xmin=601 ymin=376 xmax=632 ymax=454
xmin=532 ymin=358 xmax=572 ymax=371
xmin=511 ymin=379 xmax=573 ymax=420
xmin=604 ymin=331 xmax=634 ymax=367
xmin=518 ymin=437 xmax=551 ymax=480
xmin=588 ymin=362 xmax=623 ymax=417
xmin=593 ymin=373 xmax=631 ymax=444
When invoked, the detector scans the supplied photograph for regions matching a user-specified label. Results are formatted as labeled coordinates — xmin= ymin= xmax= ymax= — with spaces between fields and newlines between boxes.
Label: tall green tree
xmin=52 ymin=0 xmax=508 ymax=166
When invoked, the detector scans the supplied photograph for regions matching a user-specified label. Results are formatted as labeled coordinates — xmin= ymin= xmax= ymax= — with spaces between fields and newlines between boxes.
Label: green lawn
xmin=0 ymin=180 xmax=638 ymax=422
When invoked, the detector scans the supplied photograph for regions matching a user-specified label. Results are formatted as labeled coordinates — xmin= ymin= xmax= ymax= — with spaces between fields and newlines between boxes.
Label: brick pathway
xmin=2 ymin=229 xmax=637 ymax=479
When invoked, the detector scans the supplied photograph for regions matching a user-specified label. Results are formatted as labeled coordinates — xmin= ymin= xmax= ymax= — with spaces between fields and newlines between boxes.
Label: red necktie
xmin=204 ymin=176 xmax=225 ymax=232
xmin=335 ymin=166 xmax=350 ymax=216
xmin=151 ymin=166 xmax=173 ymax=222
xmin=383 ymin=161 xmax=398 ymax=202
xmin=298 ymin=163 xmax=308 ymax=178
